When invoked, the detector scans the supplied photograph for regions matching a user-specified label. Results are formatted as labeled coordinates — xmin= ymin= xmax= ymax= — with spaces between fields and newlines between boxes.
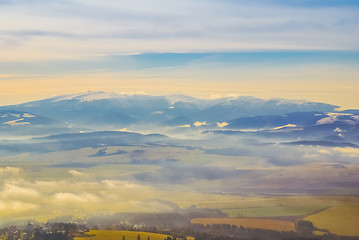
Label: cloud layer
xmin=0 ymin=0 xmax=358 ymax=61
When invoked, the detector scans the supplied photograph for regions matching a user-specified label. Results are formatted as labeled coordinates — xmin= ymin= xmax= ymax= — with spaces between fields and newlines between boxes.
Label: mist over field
xmin=1 ymin=0 xmax=359 ymax=238
xmin=0 ymin=93 xmax=358 ymax=229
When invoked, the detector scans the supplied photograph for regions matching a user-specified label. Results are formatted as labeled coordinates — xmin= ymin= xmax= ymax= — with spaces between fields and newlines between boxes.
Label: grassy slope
xmin=75 ymin=230 xmax=171 ymax=240
xmin=305 ymin=205 xmax=359 ymax=236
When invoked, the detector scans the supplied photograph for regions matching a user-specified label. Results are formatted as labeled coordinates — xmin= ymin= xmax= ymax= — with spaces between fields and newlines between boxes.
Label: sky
xmin=0 ymin=0 xmax=359 ymax=108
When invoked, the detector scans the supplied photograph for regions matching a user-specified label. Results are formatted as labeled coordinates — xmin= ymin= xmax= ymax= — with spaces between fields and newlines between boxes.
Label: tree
xmin=295 ymin=220 xmax=316 ymax=236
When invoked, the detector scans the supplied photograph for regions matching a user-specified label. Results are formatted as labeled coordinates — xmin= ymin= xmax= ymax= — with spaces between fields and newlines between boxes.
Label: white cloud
xmin=0 ymin=200 xmax=39 ymax=216
xmin=52 ymin=192 xmax=99 ymax=205
xmin=68 ymin=169 xmax=84 ymax=177
xmin=2 ymin=184 xmax=41 ymax=199
xmin=117 ymin=128 xmax=129 ymax=132
xmin=316 ymin=116 xmax=337 ymax=125
xmin=334 ymin=127 xmax=343 ymax=133
xmin=0 ymin=167 xmax=22 ymax=175
xmin=318 ymin=149 xmax=332 ymax=155
xmin=193 ymin=121 xmax=207 ymax=127
xmin=333 ymin=147 xmax=359 ymax=157
xmin=151 ymin=111 xmax=163 ymax=115
xmin=217 ymin=122 xmax=229 ymax=128
xmin=179 ymin=124 xmax=191 ymax=128
xmin=273 ymin=124 xmax=297 ymax=130
xmin=102 ymin=180 xmax=143 ymax=189
xmin=0 ymin=0 xmax=358 ymax=61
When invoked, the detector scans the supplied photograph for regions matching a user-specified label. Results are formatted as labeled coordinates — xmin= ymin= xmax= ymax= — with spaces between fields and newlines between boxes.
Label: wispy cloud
xmin=0 ymin=0 xmax=358 ymax=61
xmin=0 ymin=167 xmax=22 ymax=175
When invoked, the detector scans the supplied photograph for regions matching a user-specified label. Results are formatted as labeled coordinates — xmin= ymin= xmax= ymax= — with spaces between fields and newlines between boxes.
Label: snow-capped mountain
xmin=0 ymin=91 xmax=338 ymax=130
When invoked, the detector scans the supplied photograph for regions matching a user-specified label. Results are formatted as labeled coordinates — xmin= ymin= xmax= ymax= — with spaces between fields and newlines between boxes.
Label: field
xmin=74 ymin=230 xmax=172 ymax=240
xmin=305 ymin=205 xmax=359 ymax=236
xmin=222 ymin=205 xmax=325 ymax=218
xmin=191 ymin=217 xmax=295 ymax=232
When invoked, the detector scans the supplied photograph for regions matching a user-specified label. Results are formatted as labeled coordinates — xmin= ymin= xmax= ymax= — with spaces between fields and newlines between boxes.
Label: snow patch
xmin=351 ymin=115 xmax=359 ymax=123
xmin=23 ymin=113 xmax=36 ymax=118
xmin=269 ymin=98 xmax=308 ymax=105
xmin=273 ymin=124 xmax=297 ymax=130
xmin=165 ymin=94 xmax=199 ymax=105
xmin=52 ymin=91 xmax=144 ymax=102
xmin=3 ymin=118 xmax=30 ymax=126
xmin=317 ymin=112 xmax=357 ymax=125
xmin=9 ymin=113 xmax=20 ymax=118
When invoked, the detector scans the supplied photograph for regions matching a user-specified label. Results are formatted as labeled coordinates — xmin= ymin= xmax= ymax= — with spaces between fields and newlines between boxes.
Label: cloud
xmin=68 ymin=169 xmax=84 ymax=177
xmin=316 ymin=116 xmax=337 ymax=125
xmin=151 ymin=111 xmax=163 ymax=115
xmin=0 ymin=167 xmax=22 ymax=175
xmin=333 ymin=147 xmax=359 ymax=157
xmin=217 ymin=122 xmax=229 ymax=128
xmin=52 ymin=192 xmax=99 ymax=205
xmin=117 ymin=128 xmax=129 ymax=132
xmin=318 ymin=149 xmax=332 ymax=155
xmin=0 ymin=0 xmax=358 ymax=61
xmin=1 ymin=184 xmax=41 ymax=200
xmin=0 ymin=200 xmax=39 ymax=217
xmin=316 ymin=113 xmax=354 ymax=125
xmin=193 ymin=121 xmax=207 ymax=127
xmin=135 ymin=163 xmax=241 ymax=184
xmin=273 ymin=124 xmax=297 ymax=130
xmin=334 ymin=127 xmax=343 ymax=133
xmin=102 ymin=180 xmax=151 ymax=190
xmin=179 ymin=124 xmax=191 ymax=128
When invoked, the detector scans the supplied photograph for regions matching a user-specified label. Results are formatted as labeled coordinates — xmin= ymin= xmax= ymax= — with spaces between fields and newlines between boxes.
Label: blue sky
xmin=0 ymin=0 xmax=358 ymax=107
xmin=1 ymin=0 xmax=358 ymax=60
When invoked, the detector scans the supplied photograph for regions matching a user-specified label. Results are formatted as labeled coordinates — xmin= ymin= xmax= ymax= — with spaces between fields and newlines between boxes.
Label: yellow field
xmin=305 ymin=205 xmax=359 ymax=236
xmin=191 ymin=217 xmax=295 ymax=232
xmin=74 ymin=230 xmax=171 ymax=240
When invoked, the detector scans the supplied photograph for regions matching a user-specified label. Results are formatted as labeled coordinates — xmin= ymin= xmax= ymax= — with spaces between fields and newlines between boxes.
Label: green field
xmin=75 ymin=230 xmax=172 ymax=240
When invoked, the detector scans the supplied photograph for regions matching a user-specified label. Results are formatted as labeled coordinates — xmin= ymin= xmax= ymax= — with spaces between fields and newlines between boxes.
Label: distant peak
xmin=51 ymin=91 xmax=124 ymax=102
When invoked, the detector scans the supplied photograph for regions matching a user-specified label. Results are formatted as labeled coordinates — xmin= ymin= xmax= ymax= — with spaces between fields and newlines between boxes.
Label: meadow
xmin=305 ymin=205 xmax=359 ymax=236
xmin=74 ymin=230 xmax=171 ymax=240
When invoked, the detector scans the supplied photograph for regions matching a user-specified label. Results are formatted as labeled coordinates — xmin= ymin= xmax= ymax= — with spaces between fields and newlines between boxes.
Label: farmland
xmin=191 ymin=217 xmax=295 ymax=232
xmin=222 ymin=205 xmax=325 ymax=218
xmin=305 ymin=205 xmax=359 ymax=236
xmin=74 ymin=230 xmax=172 ymax=240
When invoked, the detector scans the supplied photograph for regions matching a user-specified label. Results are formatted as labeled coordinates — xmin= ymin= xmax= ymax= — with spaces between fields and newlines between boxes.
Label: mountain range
xmin=0 ymin=91 xmax=358 ymax=148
